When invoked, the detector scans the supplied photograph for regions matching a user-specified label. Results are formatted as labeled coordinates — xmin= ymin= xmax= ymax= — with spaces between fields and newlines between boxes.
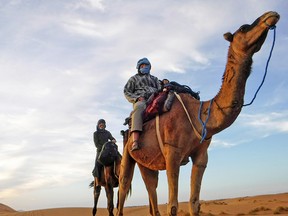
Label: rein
xmin=155 ymin=25 xmax=277 ymax=148
xmin=174 ymin=92 xmax=212 ymax=142
xmin=243 ymin=26 xmax=277 ymax=107
xmin=198 ymin=99 xmax=213 ymax=143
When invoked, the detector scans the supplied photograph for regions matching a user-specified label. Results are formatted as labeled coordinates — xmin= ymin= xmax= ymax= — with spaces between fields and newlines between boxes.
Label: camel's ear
xmin=223 ymin=32 xmax=233 ymax=42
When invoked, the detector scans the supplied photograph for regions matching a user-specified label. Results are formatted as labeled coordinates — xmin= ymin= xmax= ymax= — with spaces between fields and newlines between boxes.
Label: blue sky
xmin=0 ymin=0 xmax=287 ymax=211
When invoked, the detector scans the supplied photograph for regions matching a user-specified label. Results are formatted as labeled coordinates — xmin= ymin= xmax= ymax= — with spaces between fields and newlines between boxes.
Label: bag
xmin=97 ymin=141 xmax=118 ymax=166
xmin=144 ymin=91 xmax=168 ymax=121
xmin=166 ymin=81 xmax=200 ymax=100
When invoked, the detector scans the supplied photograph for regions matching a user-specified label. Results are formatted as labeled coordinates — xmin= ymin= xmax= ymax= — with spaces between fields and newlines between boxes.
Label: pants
xmin=131 ymin=100 xmax=146 ymax=132
xmin=92 ymin=151 xmax=103 ymax=178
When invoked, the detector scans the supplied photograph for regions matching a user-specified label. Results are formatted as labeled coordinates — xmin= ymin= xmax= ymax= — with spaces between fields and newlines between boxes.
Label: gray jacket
xmin=124 ymin=73 xmax=161 ymax=103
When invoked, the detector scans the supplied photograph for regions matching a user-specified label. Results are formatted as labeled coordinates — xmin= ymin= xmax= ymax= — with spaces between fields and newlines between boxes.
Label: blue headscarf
xmin=136 ymin=57 xmax=151 ymax=74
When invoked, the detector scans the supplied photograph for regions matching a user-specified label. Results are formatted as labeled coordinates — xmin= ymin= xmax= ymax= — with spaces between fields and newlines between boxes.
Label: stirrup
xmin=130 ymin=140 xmax=140 ymax=152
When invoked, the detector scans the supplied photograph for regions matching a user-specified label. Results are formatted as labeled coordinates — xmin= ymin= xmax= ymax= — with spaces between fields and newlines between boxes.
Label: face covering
xmin=139 ymin=65 xmax=150 ymax=74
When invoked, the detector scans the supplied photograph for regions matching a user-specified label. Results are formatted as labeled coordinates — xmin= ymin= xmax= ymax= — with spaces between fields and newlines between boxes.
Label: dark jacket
xmin=93 ymin=129 xmax=115 ymax=154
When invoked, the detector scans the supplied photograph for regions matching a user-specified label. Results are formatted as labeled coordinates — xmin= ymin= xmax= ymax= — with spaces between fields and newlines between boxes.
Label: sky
xmin=0 ymin=0 xmax=288 ymax=211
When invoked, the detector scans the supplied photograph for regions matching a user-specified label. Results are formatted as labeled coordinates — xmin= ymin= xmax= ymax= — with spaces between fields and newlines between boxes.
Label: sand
xmin=1 ymin=192 xmax=287 ymax=216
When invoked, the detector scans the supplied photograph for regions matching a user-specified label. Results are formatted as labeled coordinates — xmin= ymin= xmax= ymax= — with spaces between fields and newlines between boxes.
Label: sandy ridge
xmin=1 ymin=192 xmax=287 ymax=216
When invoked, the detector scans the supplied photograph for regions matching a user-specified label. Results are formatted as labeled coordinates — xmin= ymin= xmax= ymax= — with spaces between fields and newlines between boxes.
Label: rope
xmin=198 ymin=99 xmax=213 ymax=143
xmin=174 ymin=92 xmax=203 ymax=140
xmin=155 ymin=115 xmax=165 ymax=155
xmin=243 ymin=26 xmax=277 ymax=107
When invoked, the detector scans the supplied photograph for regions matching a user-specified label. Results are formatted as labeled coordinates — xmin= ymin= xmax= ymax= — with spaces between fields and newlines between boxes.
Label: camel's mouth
xmin=262 ymin=11 xmax=280 ymax=28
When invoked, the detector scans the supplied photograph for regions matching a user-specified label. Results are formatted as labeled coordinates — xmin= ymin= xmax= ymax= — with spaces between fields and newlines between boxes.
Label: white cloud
xmin=241 ymin=112 xmax=288 ymax=133
xmin=72 ymin=0 xmax=105 ymax=11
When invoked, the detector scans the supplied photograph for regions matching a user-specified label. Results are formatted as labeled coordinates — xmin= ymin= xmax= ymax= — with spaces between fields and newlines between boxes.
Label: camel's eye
xmin=239 ymin=24 xmax=250 ymax=32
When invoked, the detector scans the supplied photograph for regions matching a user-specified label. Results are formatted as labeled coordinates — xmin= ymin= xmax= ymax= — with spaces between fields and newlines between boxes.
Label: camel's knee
xmin=94 ymin=185 xmax=101 ymax=195
xmin=119 ymin=176 xmax=130 ymax=189
xmin=195 ymin=164 xmax=207 ymax=169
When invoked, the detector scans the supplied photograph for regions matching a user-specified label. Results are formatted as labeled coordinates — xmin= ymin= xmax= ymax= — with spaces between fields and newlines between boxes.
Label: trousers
xmin=131 ymin=100 xmax=146 ymax=132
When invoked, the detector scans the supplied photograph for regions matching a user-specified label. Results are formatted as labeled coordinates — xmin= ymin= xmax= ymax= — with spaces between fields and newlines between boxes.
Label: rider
xmin=92 ymin=119 xmax=116 ymax=187
xmin=124 ymin=57 xmax=161 ymax=151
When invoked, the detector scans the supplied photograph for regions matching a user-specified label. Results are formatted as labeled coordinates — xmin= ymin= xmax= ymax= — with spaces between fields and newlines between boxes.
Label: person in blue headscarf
xmin=124 ymin=57 xmax=161 ymax=151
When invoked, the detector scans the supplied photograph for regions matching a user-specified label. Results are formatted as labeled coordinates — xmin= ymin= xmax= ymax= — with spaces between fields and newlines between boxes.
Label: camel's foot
xmin=191 ymin=200 xmax=201 ymax=216
xmin=169 ymin=206 xmax=177 ymax=216
xmin=108 ymin=208 xmax=114 ymax=216
xmin=116 ymin=211 xmax=123 ymax=216
xmin=92 ymin=207 xmax=96 ymax=216
xmin=155 ymin=211 xmax=161 ymax=216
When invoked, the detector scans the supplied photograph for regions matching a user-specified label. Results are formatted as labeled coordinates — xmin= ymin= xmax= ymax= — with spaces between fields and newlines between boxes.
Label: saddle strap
xmin=174 ymin=92 xmax=211 ymax=142
xmin=155 ymin=93 xmax=211 ymax=156
xmin=156 ymin=115 xmax=165 ymax=155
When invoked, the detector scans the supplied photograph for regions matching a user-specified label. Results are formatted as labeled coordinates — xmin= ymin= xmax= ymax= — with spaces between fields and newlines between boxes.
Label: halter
xmin=243 ymin=25 xmax=277 ymax=106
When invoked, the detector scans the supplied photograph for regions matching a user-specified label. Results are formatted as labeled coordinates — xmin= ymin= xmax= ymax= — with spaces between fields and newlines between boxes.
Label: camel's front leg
xmin=138 ymin=163 xmax=160 ymax=216
xmin=92 ymin=178 xmax=101 ymax=216
xmin=190 ymin=151 xmax=208 ymax=216
xmin=117 ymin=146 xmax=136 ymax=216
xmin=165 ymin=146 xmax=181 ymax=216
xmin=104 ymin=167 xmax=114 ymax=216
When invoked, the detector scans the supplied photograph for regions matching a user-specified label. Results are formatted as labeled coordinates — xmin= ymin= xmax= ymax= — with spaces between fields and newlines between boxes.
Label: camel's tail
xmin=89 ymin=180 xmax=94 ymax=188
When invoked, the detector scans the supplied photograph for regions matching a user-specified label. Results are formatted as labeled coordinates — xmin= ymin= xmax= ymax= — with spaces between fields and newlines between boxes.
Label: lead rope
xmin=198 ymin=99 xmax=214 ymax=143
xmin=243 ymin=26 xmax=276 ymax=107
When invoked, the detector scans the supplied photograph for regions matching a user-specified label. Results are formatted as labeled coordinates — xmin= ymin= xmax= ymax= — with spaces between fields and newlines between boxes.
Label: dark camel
xmin=117 ymin=11 xmax=280 ymax=216
xmin=90 ymin=143 xmax=121 ymax=216
xmin=90 ymin=142 xmax=132 ymax=216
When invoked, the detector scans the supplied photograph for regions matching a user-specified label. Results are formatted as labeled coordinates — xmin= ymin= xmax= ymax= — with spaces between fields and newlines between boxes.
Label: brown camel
xmin=117 ymin=11 xmax=280 ymax=216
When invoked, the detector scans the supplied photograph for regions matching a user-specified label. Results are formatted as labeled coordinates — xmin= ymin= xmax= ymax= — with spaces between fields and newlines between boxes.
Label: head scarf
xmin=97 ymin=119 xmax=106 ymax=131
xmin=136 ymin=57 xmax=151 ymax=75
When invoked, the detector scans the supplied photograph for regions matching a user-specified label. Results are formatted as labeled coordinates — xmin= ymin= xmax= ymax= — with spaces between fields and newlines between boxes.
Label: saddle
xmin=143 ymin=81 xmax=200 ymax=122
xmin=98 ymin=142 xmax=121 ymax=187
xmin=98 ymin=141 xmax=119 ymax=166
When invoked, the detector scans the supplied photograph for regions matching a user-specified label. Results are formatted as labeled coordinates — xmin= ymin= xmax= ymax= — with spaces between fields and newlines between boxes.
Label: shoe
xmin=130 ymin=140 xmax=140 ymax=152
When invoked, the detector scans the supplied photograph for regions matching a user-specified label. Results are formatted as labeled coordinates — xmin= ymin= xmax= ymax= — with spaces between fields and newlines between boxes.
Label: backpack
xmin=97 ymin=141 xmax=118 ymax=166
xmin=167 ymin=81 xmax=200 ymax=100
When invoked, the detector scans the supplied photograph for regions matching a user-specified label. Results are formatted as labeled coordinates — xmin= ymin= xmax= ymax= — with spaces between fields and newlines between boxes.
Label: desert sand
xmin=1 ymin=192 xmax=287 ymax=216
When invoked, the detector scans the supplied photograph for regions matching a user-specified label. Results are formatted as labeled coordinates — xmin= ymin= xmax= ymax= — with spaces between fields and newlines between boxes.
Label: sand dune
xmin=1 ymin=192 xmax=287 ymax=216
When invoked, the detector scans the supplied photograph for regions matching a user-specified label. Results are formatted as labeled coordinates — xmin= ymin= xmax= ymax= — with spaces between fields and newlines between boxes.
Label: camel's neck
xmin=208 ymin=46 xmax=253 ymax=134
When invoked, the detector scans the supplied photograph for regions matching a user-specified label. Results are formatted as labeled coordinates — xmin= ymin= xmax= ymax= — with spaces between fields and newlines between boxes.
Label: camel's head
xmin=223 ymin=11 xmax=280 ymax=55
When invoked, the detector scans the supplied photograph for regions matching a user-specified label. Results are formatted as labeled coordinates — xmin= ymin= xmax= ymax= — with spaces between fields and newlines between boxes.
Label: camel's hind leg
xmin=190 ymin=151 xmax=208 ymax=216
xmin=138 ymin=164 xmax=160 ymax=216
xmin=116 ymin=146 xmax=136 ymax=216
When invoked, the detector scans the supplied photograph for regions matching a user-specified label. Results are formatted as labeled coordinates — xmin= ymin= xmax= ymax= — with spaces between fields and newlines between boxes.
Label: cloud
xmin=241 ymin=111 xmax=288 ymax=134
xmin=71 ymin=0 xmax=105 ymax=11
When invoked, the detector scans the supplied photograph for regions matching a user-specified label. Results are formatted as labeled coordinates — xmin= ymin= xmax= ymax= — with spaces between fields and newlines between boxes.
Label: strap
xmin=155 ymin=115 xmax=165 ymax=155
xmin=174 ymin=92 xmax=211 ymax=142
xmin=155 ymin=93 xmax=211 ymax=156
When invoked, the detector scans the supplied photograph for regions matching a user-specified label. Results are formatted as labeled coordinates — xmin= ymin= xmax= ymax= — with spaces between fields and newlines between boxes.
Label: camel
xmin=90 ymin=141 xmax=132 ymax=216
xmin=90 ymin=142 xmax=122 ymax=216
xmin=117 ymin=11 xmax=280 ymax=216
